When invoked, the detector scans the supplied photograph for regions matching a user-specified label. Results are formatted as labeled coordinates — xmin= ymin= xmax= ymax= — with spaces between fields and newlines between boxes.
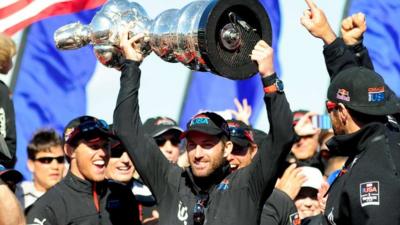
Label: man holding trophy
xmin=111 ymin=23 xmax=294 ymax=225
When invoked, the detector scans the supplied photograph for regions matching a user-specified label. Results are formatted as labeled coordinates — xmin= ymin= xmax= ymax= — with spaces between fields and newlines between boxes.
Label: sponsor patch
xmin=289 ymin=212 xmax=301 ymax=225
xmin=336 ymin=89 xmax=350 ymax=101
xmin=190 ymin=115 xmax=210 ymax=126
xmin=368 ymin=86 xmax=385 ymax=102
xmin=360 ymin=181 xmax=380 ymax=207
xmin=216 ymin=179 xmax=230 ymax=191
xmin=155 ymin=117 xmax=175 ymax=126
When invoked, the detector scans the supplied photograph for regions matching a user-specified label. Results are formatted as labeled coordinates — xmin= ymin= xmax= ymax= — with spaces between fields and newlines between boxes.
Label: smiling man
xmin=26 ymin=116 xmax=141 ymax=225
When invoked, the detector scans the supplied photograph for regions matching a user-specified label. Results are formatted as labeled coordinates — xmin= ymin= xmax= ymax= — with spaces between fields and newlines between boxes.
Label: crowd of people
xmin=0 ymin=0 xmax=399 ymax=224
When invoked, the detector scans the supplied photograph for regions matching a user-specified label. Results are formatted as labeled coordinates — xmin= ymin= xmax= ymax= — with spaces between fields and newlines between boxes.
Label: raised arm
xmin=113 ymin=31 xmax=174 ymax=200
xmin=247 ymin=40 xmax=295 ymax=202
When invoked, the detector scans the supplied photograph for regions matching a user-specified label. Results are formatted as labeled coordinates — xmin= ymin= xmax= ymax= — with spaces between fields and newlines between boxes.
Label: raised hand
xmin=300 ymin=0 xmax=336 ymax=45
xmin=294 ymin=111 xmax=321 ymax=136
xmin=275 ymin=164 xmax=307 ymax=200
xmin=341 ymin=12 xmax=367 ymax=45
xmin=250 ymin=40 xmax=275 ymax=77
xmin=317 ymin=180 xmax=330 ymax=213
xmin=119 ymin=28 xmax=145 ymax=63
xmin=226 ymin=98 xmax=252 ymax=125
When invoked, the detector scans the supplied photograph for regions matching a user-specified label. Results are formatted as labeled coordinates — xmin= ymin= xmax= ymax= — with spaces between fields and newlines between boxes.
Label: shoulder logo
xmin=360 ymin=181 xmax=380 ymax=207
xmin=216 ymin=179 xmax=230 ymax=191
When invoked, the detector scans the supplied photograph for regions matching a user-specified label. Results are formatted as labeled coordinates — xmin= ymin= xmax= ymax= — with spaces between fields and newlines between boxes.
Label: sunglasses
xmin=228 ymin=126 xmax=254 ymax=143
xmin=231 ymin=144 xmax=249 ymax=154
xmin=35 ymin=156 xmax=65 ymax=164
xmin=325 ymin=100 xmax=338 ymax=113
xmin=154 ymin=136 xmax=180 ymax=146
xmin=66 ymin=119 xmax=109 ymax=145
xmin=111 ymin=143 xmax=125 ymax=158
xmin=193 ymin=193 xmax=209 ymax=225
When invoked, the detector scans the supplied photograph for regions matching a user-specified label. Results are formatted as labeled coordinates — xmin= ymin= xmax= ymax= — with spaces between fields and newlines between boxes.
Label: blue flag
xmin=179 ymin=0 xmax=281 ymax=127
xmin=13 ymin=9 xmax=99 ymax=177
xmin=349 ymin=0 xmax=400 ymax=96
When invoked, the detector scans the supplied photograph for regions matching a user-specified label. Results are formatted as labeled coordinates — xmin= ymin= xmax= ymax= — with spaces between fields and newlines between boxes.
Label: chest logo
xmin=177 ymin=201 xmax=188 ymax=225
xmin=216 ymin=179 xmax=230 ymax=191
xmin=360 ymin=181 xmax=380 ymax=207
xmin=28 ymin=218 xmax=47 ymax=225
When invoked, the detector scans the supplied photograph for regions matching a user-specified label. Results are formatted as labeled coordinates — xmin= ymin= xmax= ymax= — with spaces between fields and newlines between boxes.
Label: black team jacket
xmin=26 ymin=172 xmax=141 ymax=225
xmin=113 ymin=60 xmax=294 ymax=225
xmin=322 ymin=38 xmax=400 ymax=225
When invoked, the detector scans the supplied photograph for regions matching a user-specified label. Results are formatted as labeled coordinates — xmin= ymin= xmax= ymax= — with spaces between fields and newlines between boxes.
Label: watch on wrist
xmin=264 ymin=79 xmax=284 ymax=93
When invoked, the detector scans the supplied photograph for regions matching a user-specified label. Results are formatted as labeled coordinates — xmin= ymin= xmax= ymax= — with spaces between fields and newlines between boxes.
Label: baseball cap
xmin=327 ymin=67 xmax=400 ymax=116
xmin=0 ymin=164 xmax=23 ymax=184
xmin=180 ymin=112 xmax=230 ymax=139
xmin=227 ymin=120 xmax=254 ymax=147
xmin=299 ymin=166 xmax=323 ymax=190
xmin=63 ymin=116 xmax=111 ymax=146
xmin=143 ymin=117 xmax=183 ymax=137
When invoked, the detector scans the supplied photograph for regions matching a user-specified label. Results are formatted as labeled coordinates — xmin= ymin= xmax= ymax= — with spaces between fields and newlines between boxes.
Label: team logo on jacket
xmin=289 ymin=212 xmax=300 ymax=225
xmin=27 ymin=218 xmax=47 ymax=225
xmin=177 ymin=201 xmax=188 ymax=225
xmin=216 ymin=179 xmax=229 ymax=191
xmin=360 ymin=181 xmax=380 ymax=207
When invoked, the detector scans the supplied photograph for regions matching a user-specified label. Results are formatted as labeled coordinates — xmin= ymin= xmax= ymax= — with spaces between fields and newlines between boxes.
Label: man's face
xmin=294 ymin=188 xmax=321 ymax=219
xmin=70 ymin=138 xmax=110 ymax=182
xmin=28 ymin=146 xmax=65 ymax=192
xmin=227 ymin=144 xmax=256 ymax=172
xmin=106 ymin=148 xmax=135 ymax=184
xmin=186 ymin=131 xmax=227 ymax=177
xmin=155 ymin=131 xmax=181 ymax=163
xmin=291 ymin=134 xmax=319 ymax=160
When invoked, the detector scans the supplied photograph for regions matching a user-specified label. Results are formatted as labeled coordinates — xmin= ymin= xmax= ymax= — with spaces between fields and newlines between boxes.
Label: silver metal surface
xmin=54 ymin=0 xmax=212 ymax=69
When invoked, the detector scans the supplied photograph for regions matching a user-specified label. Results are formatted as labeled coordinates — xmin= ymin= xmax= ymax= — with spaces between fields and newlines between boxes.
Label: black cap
xmin=63 ymin=116 xmax=111 ymax=146
xmin=181 ymin=112 xmax=230 ymax=139
xmin=143 ymin=117 xmax=183 ymax=138
xmin=0 ymin=164 xmax=23 ymax=184
xmin=227 ymin=120 xmax=254 ymax=147
xmin=327 ymin=67 xmax=400 ymax=116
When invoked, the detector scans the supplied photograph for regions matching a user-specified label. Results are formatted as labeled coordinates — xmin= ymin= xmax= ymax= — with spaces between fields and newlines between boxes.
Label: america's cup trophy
xmin=54 ymin=0 xmax=272 ymax=80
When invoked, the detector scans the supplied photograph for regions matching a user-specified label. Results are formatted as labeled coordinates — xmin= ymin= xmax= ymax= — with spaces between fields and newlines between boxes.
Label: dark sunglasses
xmin=35 ymin=156 xmax=65 ymax=164
xmin=326 ymin=100 xmax=338 ymax=113
xmin=193 ymin=193 xmax=209 ymax=225
xmin=111 ymin=144 xmax=125 ymax=158
xmin=228 ymin=126 xmax=254 ymax=143
xmin=154 ymin=136 xmax=180 ymax=146
xmin=231 ymin=144 xmax=249 ymax=154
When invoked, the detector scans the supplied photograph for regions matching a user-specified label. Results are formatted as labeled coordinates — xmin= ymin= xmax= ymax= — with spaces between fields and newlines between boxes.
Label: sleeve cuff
xmin=261 ymin=73 xmax=278 ymax=87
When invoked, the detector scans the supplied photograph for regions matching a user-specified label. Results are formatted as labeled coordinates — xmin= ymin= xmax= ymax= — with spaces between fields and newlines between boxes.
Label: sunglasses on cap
xmin=193 ymin=193 xmax=209 ymax=225
xmin=228 ymin=126 xmax=254 ymax=143
xmin=66 ymin=119 xmax=109 ymax=145
xmin=325 ymin=100 xmax=339 ymax=113
xmin=35 ymin=156 xmax=65 ymax=164
xmin=154 ymin=136 xmax=181 ymax=146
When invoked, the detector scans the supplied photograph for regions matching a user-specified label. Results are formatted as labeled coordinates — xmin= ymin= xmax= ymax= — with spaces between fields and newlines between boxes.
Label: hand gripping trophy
xmin=54 ymin=0 xmax=272 ymax=80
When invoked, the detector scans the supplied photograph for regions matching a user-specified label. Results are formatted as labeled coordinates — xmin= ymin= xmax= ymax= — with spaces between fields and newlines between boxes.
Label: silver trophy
xmin=54 ymin=0 xmax=272 ymax=80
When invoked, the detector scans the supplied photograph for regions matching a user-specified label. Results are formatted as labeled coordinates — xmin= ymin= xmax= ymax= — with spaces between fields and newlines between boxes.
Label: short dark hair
xmin=27 ymin=129 xmax=63 ymax=160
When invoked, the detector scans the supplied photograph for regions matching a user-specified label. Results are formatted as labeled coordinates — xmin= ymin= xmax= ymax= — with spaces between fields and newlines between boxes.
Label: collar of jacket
xmin=327 ymin=122 xmax=386 ymax=157
xmin=64 ymin=171 xmax=107 ymax=195
xmin=185 ymin=161 xmax=231 ymax=194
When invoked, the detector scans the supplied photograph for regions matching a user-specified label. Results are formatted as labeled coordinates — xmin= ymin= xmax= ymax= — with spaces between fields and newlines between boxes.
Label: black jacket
xmin=322 ymin=37 xmax=400 ymax=225
xmin=260 ymin=188 xmax=298 ymax=225
xmin=26 ymin=172 xmax=141 ymax=225
xmin=323 ymin=123 xmax=400 ymax=225
xmin=0 ymin=81 xmax=16 ymax=167
xmin=113 ymin=61 xmax=294 ymax=225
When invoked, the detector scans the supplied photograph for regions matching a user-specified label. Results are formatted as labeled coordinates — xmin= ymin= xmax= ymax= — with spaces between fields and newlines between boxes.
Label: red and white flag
xmin=0 ymin=0 xmax=107 ymax=36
